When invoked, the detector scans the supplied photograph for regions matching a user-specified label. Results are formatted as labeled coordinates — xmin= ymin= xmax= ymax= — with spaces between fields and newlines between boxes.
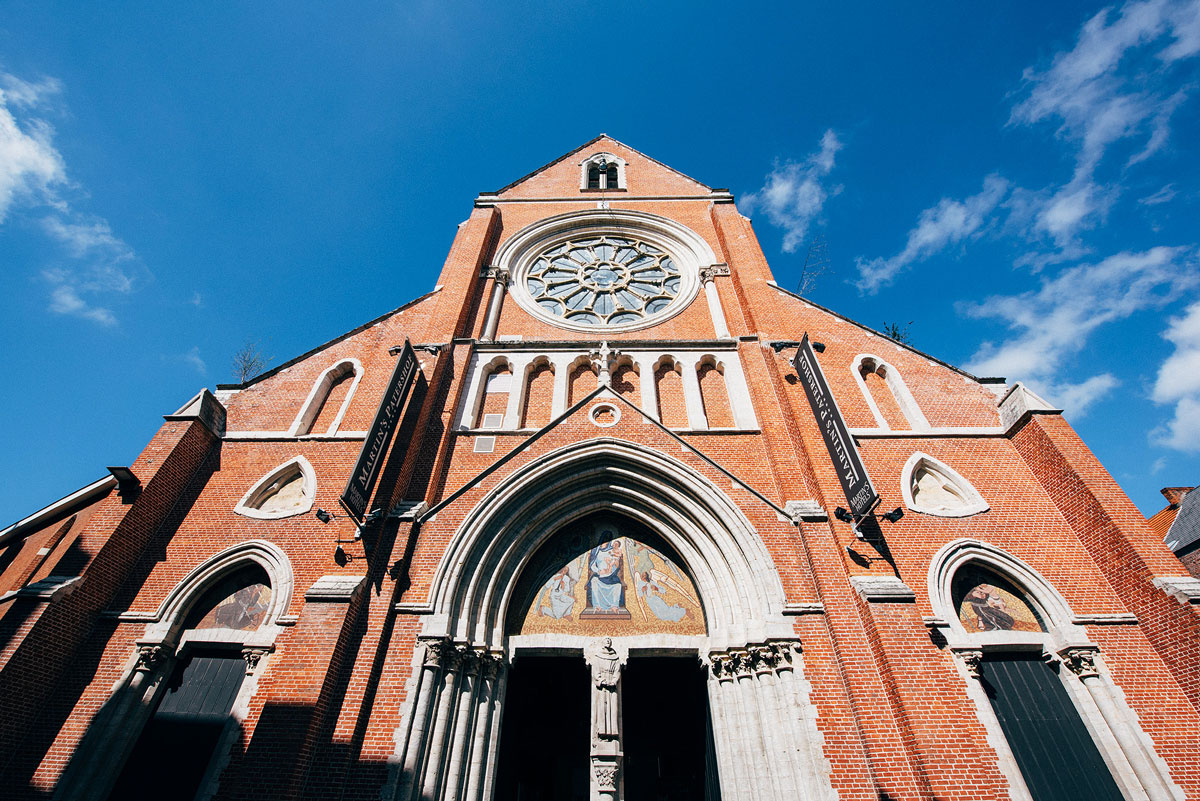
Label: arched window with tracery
xmin=655 ymin=359 xmax=687 ymax=428
xmin=697 ymin=358 xmax=734 ymax=429
xmin=930 ymin=540 xmax=1178 ymax=801
xmin=521 ymin=360 xmax=555 ymax=429
xmin=289 ymin=358 xmax=362 ymax=436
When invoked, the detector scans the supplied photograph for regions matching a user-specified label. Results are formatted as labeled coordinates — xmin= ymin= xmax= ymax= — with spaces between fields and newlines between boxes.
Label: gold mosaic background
xmin=954 ymin=566 xmax=1044 ymax=633
xmin=515 ymin=516 xmax=704 ymax=636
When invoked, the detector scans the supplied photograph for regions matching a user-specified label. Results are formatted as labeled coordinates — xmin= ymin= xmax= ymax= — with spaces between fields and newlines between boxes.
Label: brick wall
xmin=3 ymin=136 xmax=1196 ymax=801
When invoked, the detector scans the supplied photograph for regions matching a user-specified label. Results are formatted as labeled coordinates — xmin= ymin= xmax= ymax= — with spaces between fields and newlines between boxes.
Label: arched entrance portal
xmin=389 ymin=439 xmax=833 ymax=801
xmin=497 ymin=513 xmax=711 ymax=801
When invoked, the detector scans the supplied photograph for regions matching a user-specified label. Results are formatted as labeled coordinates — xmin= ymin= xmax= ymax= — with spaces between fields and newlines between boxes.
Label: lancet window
xmin=289 ymin=358 xmax=362 ymax=436
xmin=852 ymin=354 xmax=930 ymax=432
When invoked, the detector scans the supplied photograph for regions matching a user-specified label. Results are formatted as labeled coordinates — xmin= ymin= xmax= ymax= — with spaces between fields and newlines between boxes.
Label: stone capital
xmin=135 ymin=644 xmax=168 ymax=673
xmin=954 ymin=647 xmax=984 ymax=679
xmin=1059 ymin=646 xmax=1100 ymax=678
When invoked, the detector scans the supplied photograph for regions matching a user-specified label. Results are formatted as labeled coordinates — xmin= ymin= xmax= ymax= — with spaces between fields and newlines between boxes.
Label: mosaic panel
xmin=514 ymin=516 xmax=704 ymax=636
xmin=952 ymin=564 xmax=1045 ymax=633
xmin=185 ymin=568 xmax=272 ymax=632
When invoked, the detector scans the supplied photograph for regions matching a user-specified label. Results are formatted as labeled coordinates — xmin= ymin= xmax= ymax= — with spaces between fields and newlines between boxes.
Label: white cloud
xmin=182 ymin=346 xmax=207 ymax=375
xmin=854 ymin=175 xmax=1008 ymax=293
xmin=41 ymin=215 xmax=135 ymax=263
xmin=1139 ymin=183 xmax=1178 ymax=205
xmin=742 ymin=129 xmax=842 ymax=253
xmin=964 ymin=246 xmax=1199 ymax=415
xmin=46 ymin=282 xmax=116 ymax=326
xmin=1008 ymin=0 xmax=1200 ymax=242
xmin=0 ymin=75 xmax=65 ymax=222
xmin=0 ymin=69 xmax=140 ymax=325
xmin=1150 ymin=299 xmax=1200 ymax=450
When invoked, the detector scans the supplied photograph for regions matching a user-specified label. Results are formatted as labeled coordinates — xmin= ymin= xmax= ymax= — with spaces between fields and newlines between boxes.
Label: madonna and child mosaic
xmin=513 ymin=515 xmax=704 ymax=636
xmin=952 ymin=565 xmax=1045 ymax=633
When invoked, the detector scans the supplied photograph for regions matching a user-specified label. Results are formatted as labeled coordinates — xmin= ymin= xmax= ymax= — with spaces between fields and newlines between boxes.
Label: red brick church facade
xmin=2 ymin=136 xmax=1198 ymax=801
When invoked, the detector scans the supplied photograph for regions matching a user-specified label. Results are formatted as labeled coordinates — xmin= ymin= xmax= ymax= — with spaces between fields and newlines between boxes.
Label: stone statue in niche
xmin=590 ymin=637 xmax=621 ymax=743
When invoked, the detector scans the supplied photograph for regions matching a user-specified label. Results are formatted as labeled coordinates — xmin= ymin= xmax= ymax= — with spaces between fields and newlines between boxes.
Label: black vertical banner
xmin=340 ymin=341 xmax=420 ymax=522
xmin=793 ymin=334 xmax=880 ymax=517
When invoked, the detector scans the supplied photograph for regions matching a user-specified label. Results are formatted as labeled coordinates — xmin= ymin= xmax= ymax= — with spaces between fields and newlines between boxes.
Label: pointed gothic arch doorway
xmin=496 ymin=512 xmax=713 ymax=801
xmin=389 ymin=439 xmax=834 ymax=801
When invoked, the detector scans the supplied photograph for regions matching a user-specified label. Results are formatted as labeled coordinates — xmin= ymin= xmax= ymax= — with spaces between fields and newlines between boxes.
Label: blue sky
xmin=2 ymin=1 xmax=1199 ymax=522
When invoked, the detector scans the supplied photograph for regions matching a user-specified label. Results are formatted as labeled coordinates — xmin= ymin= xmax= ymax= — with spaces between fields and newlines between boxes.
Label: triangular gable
xmin=491 ymin=134 xmax=712 ymax=198
xmin=420 ymin=382 xmax=785 ymax=524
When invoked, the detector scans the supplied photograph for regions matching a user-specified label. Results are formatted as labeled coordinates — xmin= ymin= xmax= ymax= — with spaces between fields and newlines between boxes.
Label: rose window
xmin=523 ymin=235 xmax=682 ymax=327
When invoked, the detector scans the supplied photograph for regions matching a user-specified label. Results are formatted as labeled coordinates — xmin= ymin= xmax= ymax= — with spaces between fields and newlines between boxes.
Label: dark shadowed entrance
xmin=623 ymin=656 xmax=714 ymax=801
xmin=495 ymin=655 xmax=590 ymax=801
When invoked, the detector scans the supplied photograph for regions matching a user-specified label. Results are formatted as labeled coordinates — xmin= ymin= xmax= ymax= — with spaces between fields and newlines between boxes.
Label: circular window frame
xmin=496 ymin=210 xmax=713 ymax=334
xmin=588 ymin=402 xmax=622 ymax=428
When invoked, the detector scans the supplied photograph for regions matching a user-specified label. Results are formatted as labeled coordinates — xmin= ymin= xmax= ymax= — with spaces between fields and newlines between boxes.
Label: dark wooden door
xmin=108 ymin=649 xmax=246 ymax=800
xmin=980 ymin=653 xmax=1123 ymax=801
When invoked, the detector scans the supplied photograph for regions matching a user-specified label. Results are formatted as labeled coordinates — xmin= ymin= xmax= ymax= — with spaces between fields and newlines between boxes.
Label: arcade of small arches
xmin=458 ymin=348 xmax=758 ymax=433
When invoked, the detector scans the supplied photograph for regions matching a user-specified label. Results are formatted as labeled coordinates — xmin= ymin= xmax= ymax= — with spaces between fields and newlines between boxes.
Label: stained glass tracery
xmin=524 ymin=235 xmax=682 ymax=328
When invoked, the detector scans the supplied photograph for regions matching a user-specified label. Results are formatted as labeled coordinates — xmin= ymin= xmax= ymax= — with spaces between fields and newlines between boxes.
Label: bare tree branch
xmin=232 ymin=340 xmax=273 ymax=383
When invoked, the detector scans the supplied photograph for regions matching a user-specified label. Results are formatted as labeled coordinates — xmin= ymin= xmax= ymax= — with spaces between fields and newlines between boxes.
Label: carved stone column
xmin=586 ymin=638 xmax=625 ymax=801
xmin=442 ymin=646 xmax=483 ymax=801
xmin=699 ymin=266 xmax=731 ymax=339
xmin=463 ymin=651 xmax=505 ymax=801
xmin=419 ymin=642 xmax=463 ymax=801
xmin=1059 ymin=647 xmax=1176 ymax=801
xmin=481 ymin=267 xmax=510 ymax=342
xmin=54 ymin=644 xmax=175 ymax=801
xmin=396 ymin=637 xmax=450 ymax=801
xmin=706 ymin=639 xmax=829 ymax=801
xmin=679 ymin=358 xmax=709 ymax=430
xmin=706 ymin=654 xmax=747 ymax=798
xmin=635 ymin=356 xmax=659 ymax=420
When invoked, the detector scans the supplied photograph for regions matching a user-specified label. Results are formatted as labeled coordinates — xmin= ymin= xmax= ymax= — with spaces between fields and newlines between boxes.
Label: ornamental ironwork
xmin=524 ymin=235 xmax=682 ymax=327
